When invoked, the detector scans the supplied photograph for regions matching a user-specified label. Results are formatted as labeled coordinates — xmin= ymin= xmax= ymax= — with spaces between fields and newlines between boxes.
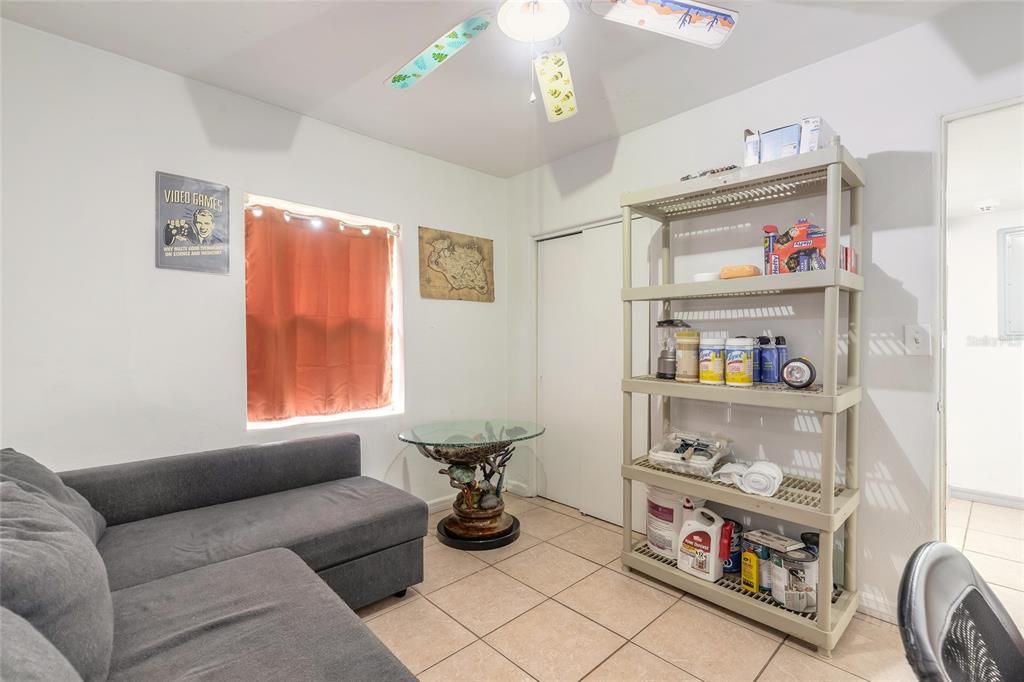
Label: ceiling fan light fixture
xmin=498 ymin=0 xmax=570 ymax=42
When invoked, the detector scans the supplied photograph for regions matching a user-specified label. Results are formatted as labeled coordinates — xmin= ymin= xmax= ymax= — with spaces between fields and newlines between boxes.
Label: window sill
xmin=247 ymin=404 xmax=404 ymax=431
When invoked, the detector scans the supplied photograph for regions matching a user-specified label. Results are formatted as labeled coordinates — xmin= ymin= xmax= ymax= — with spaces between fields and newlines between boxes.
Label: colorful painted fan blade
xmin=534 ymin=51 xmax=578 ymax=123
xmin=387 ymin=16 xmax=490 ymax=89
xmin=582 ymin=0 xmax=739 ymax=49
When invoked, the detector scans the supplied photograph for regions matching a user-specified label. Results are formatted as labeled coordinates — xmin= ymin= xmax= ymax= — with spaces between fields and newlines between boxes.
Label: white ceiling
xmin=947 ymin=103 xmax=1024 ymax=220
xmin=2 ymin=1 xmax=952 ymax=177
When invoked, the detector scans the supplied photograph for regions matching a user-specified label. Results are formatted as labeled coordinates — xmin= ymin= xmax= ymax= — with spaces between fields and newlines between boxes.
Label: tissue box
xmin=743 ymin=124 xmax=802 ymax=165
xmin=799 ymin=116 xmax=836 ymax=153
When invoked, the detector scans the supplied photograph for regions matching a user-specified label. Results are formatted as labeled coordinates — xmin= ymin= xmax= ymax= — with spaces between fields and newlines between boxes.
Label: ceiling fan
xmin=386 ymin=0 xmax=740 ymax=123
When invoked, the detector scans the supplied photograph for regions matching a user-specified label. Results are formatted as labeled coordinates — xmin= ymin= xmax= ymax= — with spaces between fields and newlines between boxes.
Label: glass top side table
xmin=399 ymin=420 xmax=544 ymax=550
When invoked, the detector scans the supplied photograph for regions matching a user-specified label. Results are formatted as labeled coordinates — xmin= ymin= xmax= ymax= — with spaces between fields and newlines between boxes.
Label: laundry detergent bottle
xmin=677 ymin=508 xmax=731 ymax=582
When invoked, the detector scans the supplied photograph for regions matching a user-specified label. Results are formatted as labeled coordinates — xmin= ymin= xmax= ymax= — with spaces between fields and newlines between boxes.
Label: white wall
xmin=947 ymin=208 xmax=1024 ymax=502
xmin=505 ymin=5 xmax=1024 ymax=620
xmin=0 ymin=20 xmax=509 ymax=506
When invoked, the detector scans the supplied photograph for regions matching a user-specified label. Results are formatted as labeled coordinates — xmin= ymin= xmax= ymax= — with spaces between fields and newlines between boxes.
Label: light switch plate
xmin=904 ymin=324 xmax=932 ymax=356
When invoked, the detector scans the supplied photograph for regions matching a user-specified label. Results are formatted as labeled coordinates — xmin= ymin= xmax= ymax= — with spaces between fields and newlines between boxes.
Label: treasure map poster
xmin=418 ymin=226 xmax=494 ymax=303
xmin=155 ymin=172 xmax=229 ymax=274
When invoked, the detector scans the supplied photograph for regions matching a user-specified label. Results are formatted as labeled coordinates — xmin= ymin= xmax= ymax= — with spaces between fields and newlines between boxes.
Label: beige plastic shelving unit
xmin=619 ymin=143 xmax=864 ymax=655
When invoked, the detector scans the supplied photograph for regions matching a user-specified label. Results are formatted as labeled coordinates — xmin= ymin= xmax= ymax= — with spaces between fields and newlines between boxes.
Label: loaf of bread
xmin=719 ymin=264 xmax=762 ymax=279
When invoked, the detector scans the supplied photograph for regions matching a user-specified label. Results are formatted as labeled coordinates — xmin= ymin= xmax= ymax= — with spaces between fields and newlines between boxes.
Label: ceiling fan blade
xmin=387 ymin=15 xmax=490 ymax=89
xmin=579 ymin=0 xmax=739 ymax=49
xmin=534 ymin=50 xmax=578 ymax=123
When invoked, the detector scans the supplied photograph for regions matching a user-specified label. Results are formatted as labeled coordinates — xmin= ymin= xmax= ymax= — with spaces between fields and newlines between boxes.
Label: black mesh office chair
xmin=898 ymin=541 xmax=1024 ymax=681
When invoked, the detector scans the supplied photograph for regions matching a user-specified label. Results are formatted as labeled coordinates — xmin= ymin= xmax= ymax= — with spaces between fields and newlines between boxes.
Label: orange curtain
xmin=245 ymin=207 xmax=394 ymax=422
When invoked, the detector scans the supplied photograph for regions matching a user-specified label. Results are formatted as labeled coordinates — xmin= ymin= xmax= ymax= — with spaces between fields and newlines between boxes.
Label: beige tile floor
xmin=360 ymin=494 xmax=922 ymax=681
xmin=946 ymin=498 xmax=1024 ymax=632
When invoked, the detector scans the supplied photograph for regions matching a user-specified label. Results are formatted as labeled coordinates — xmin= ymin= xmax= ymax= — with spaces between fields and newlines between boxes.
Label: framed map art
xmin=418 ymin=226 xmax=494 ymax=303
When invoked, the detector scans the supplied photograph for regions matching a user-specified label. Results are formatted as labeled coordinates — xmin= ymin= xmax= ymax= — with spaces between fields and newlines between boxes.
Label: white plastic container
xmin=645 ymin=486 xmax=685 ymax=560
xmin=699 ymin=336 xmax=726 ymax=385
xmin=725 ymin=337 xmax=755 ymax=387
xmin=677 ymin=508 xmax=727 ymax=582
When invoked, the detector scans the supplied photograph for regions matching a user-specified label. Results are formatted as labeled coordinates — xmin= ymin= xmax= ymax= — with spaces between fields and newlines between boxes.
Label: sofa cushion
xmin=1 ymin=448 xmax=106 ymax=543
xmin=1 ymin=607 xmax=83 ymax=682
xmin=0 ymin=482 xmax=113 ymax=682
xmin=109 ymin=548 xmax=415 ymax=681
xmin=98 ymin=475 xmax=427 ymax=590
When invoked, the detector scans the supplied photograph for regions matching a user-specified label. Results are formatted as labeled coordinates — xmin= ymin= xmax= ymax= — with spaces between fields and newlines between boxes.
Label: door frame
xmin=937 ymin=96 xmax=1024 ymax=541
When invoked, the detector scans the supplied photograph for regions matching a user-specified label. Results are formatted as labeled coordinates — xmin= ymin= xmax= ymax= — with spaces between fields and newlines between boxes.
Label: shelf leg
xmin=817 ymin=646 xmax=834 ymax=659
xmin=822 ymin=286 xmax=840 ymax=396
xmin=825 ymin=162 xmax=842 ymax=271
xmin=623 ymin=206 xmax=634 ymax=555
xmin=844 ymin=403 xmax=860 ymax=590
xmin=817 ymin=528 xmax=834 ymax=635
xmin=821 ymin=412 xmax=837 ymax=516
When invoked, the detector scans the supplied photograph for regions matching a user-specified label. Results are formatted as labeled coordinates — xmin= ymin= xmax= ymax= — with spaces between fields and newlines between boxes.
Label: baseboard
xmin=427 ymin=482 xmax=533 ymax=514
xmin=950 ymin=486 xmax=1024 ymax=510
xmin=427 ymin=493 xmax=457 ymax=514
xmin=505 ymin=479 xmax=532 ymax=497
xmin=856 ymin=593 xmax=898 ymax=625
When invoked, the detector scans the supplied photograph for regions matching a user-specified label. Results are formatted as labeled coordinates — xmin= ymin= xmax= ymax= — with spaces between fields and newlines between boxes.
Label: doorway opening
xmin=941 ymin=99 xmax=1024 ymax=612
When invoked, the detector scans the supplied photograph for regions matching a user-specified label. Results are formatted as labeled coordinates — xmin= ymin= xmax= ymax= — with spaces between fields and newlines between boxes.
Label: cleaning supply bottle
xmin=775 ymin=335 xmax=788 ymax=370
xmin=754 ymin=335 xmax=770 ymax=382
xmin=760 ymin=337 xmax=780 ymax=384
xmin=677 ymin=508 xmax=730 ymax=582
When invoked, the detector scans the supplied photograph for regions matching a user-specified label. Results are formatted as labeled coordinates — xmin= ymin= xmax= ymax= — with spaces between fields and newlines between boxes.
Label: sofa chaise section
xmin=108 ymin=548 xmax=414 ymax=681
xmin=60 ymin=434 xmax=428 ymax=609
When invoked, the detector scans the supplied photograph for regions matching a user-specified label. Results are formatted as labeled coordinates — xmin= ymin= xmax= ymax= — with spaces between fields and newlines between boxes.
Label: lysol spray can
xmin=723 ymin=519 xmax=743 ymax=573
xmin=760 ymin=338 xmax=780 ymax=383
xmin=775 ymin=336 xmax=788 ymax=370
xmin=755 ymin=336 xmax=770 ymax=383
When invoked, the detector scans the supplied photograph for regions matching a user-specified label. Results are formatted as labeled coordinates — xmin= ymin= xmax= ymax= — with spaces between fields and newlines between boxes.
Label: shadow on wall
xmin=857 ymin=150 xmax=936 ymax=394
xmin=185 ymin=78 xmax=303 ymax=150
xmin=543 ymin=77 xmax=620 ymax=199
xmin=931 ymin=1 xmax=1024 ymax=78
xmin=181 ymin=2 xmax=414 ymax=150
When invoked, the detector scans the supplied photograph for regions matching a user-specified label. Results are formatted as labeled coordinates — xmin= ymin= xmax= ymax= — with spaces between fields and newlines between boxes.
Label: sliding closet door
xmin=536 ymin=232 xmax=586 ymax=507
xmin=577 ymin=222 xmax=652 ymax=530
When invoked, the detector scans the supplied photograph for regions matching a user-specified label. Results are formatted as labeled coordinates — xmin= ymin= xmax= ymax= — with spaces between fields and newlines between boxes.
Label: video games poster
xmin=155 ymin=172 xmax=229 ymax=274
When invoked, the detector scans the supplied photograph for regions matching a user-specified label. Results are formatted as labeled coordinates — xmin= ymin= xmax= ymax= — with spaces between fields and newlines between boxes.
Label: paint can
xmin=771 ymin=548 xmax=819 ymax=613
xmin=722 ymin=519 xmax=743 ymax=573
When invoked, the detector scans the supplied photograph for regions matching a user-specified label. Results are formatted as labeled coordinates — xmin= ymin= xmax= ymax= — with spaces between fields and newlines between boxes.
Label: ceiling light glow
xmin=250 ymin=206 xmax=263 ymax=217
xmin=498 ymin=0 xmax=570 ymax=42
xmin=361 ymin=228 xmax=371 ymax=236
xmin=283 ymin=211 xmax=292 ymax=222
xmin=311 ymin=218 xmax=323 ymax=228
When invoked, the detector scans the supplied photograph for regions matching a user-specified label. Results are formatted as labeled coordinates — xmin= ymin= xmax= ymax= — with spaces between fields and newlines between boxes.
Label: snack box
xmin=766 ymin=219 xmax=827 ymax=274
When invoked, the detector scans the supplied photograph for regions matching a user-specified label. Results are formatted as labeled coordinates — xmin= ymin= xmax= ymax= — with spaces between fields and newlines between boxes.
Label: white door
xmin=537 ymin=221 xmax=655 ymax=529
xmin=578 ymin=222 xmax=654 ymax=529
xmin=537 ymin=232 xmax=586 ymax=507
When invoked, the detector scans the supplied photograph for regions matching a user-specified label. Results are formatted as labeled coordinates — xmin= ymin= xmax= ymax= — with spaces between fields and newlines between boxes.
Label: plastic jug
xmin=677 ymin=508 xmax=732 ymax=582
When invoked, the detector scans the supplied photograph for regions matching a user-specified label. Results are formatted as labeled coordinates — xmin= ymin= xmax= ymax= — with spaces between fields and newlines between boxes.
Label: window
xmin=244 ymin=195 xmax=401 ymax=425
xmin=998 ymin=226 xmax=1024 ymax=339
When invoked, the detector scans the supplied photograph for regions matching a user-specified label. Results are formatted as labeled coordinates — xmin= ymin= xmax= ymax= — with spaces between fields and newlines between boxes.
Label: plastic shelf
xmin=623 ymin=542 xmax=859 ymax=650
xmin=623 ymin=376 xmax=862 ymax=413
xmin=623 ymin=269 xmax=863 ymax=301
xmin=620 ymin=146 xmax=864 ymax=221
xmin=624 ymin=457 xmax=858 ymax=531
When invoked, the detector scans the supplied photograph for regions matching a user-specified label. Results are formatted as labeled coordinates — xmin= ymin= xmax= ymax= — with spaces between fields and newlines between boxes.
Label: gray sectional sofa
xmin=0 ymin=434 xmax=426 ymax=681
